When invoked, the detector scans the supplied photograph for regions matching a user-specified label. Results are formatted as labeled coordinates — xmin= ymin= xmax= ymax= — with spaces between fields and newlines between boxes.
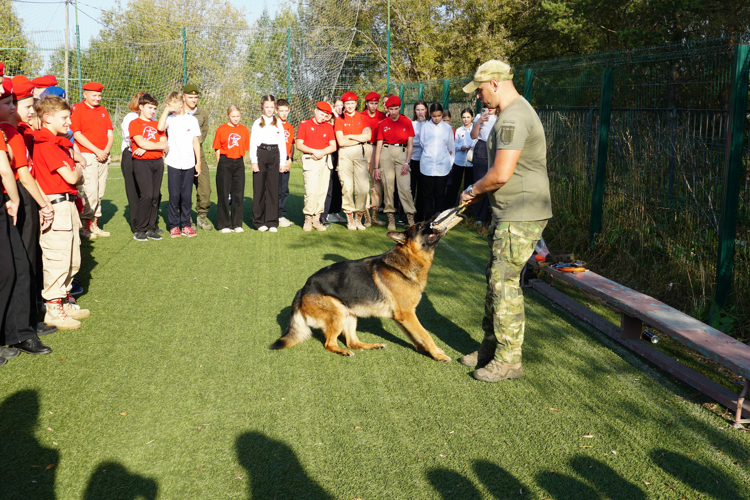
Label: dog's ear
xmin=386 ymin=231 xmax=407 ymax=245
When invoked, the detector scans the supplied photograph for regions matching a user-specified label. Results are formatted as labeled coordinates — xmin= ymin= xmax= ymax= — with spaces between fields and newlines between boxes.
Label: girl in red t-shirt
xmin=212 ymin=105 xmax=250 ymax=232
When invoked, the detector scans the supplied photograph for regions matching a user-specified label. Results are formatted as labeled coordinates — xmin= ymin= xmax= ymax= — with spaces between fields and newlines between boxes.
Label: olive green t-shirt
xmin=487 ymin=96 xmax=552 ymax=222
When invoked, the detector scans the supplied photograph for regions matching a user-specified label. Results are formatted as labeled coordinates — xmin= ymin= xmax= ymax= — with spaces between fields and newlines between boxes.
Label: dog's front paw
xmin=432 ymin=350 xmax=451 ymax=363
xmin=340 ymin=349 xmax=355 ymax=357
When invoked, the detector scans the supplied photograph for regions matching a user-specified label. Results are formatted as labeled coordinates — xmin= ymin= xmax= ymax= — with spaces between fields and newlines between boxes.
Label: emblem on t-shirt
xmin=228 ymin=133 xmax=241 ymax=148
xmin=143 ymin=126 xmax=158 ymax=141
xmin=499 ymin=125 xmax=515 ymax=145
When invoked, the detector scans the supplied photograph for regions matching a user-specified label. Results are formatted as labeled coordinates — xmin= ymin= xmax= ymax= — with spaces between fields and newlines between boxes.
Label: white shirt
xmin=473 ymin=114 xmax=497 ymax=142
xmin=418 ymin=120 xmax=454 ymax=177
xmin=249 ymin=115 xmax=286 ymax=166
xmin=411 ymin=120 xmax=427 ymax=161
xmin=164 ymin=113 xmax=201 ymax=169
xmin=121 ymin=112 xmax=138 ymax=151
xmin=454 ymin=124 xmax=477 ymax=167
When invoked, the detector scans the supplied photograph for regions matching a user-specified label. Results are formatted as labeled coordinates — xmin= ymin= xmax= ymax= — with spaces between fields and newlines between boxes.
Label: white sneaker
xmin=234 ymin=227 xmax=245 ymax=233
xmin=257 ymin=226 xmax=268 ymax=232
xmin=221 ymin=228 xmax=232 ymax=234
xmin=278 ymin=217 xmax=294 ymax=227
xmin=269 ymin=227 xmax=278 ymax=233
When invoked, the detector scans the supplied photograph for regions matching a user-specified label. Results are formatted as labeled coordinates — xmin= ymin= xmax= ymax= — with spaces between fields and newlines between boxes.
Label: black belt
xmin=48 ymin=193 xmax=77 ymax=205
xmin=258 ymin=144 xmax=278 ymax=150
xmin=383 ymin=143 xmax=406 ymax=148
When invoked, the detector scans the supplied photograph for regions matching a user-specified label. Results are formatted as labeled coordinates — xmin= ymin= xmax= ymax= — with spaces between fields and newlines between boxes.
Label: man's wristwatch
xmin=465 ymin=184 xmax=476 ymax=198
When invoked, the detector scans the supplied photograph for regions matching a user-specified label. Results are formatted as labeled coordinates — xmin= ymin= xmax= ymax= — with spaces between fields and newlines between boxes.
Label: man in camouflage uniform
xmin=459 ymin=60 xmax=552 ymax=382
xmin=183 ymin=84 xmax=212 ymax=230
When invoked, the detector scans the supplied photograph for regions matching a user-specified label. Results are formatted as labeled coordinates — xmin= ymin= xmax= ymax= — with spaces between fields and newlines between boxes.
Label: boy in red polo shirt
xmin=71 ymin=81 xmax=113 ymax=238
xmin=296 ymin=102 xmax=337 ymax=232
xmin=363 ymin=92 xmax=386 ymax=226
xmin=129 ymin=93 xmax=167 ymax=241
xmin=372 ymin=96 xmax=416 ymax=230
xmin=277 ymin=99 xmax=295 ymax=228
xmin=334 ymin=92 xmax=371 ymax=230
xmin=33 ymin=96 xmax=90 ymax=330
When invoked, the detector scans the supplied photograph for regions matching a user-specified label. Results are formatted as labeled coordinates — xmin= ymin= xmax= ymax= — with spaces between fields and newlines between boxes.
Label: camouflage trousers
xmin=482 ymin=220 xmax=547 ymax=363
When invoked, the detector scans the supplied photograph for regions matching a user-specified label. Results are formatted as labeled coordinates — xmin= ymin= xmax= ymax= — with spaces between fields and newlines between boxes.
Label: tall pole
xmin=386 ymin=0 xmax=391 ymax=94
xmin=74 ymin=0 xmax=83 ymax=97
xmin=64 ymin=0 xmax=69 ymax=96
xmin=182 ymin=27 xmax=187 ymax=85
xmin=287 ymin=28 xmax=292 ymax=103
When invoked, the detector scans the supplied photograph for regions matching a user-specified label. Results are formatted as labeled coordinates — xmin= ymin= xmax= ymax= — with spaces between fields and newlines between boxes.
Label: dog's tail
xmin=270 ymin=289 xmax=312 ymax=350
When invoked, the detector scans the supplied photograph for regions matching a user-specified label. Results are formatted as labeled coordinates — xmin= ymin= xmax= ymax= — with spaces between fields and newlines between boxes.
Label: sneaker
xmin=322 ymin=220 xmax=332 ymax=228
xmin=234 ymin=227 xmax=245 ymax=233
xmin=257 ymin=226 xmax=268 ymax=232
xmin=220 ymin=228 xmax=232 ymax=233
xmin=269 ymin=227 xmax=278 ymax=233
xmin=182 ymin=226 xmax=197 ymax=237
xmin=155 ymin=227 xmax=164 ymax=234
xmin=170 ymin=227 xmax=182 ymax=238
xmin=133 ymin=232 xmax=148 ymax=242
xmin=472 ymin=360 xmax=524 ymax=382
xmin=278 ymin=217 xmax=294 ymax=227
xmin=69 ymin=281 xmax=84 ymax=297
xmin=146 ymin=230 xmax=162 ymax=240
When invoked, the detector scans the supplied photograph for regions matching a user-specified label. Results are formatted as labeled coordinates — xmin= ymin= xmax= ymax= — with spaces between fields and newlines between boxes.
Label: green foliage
xmin=0 ymin=0 xmax=41 ymax=76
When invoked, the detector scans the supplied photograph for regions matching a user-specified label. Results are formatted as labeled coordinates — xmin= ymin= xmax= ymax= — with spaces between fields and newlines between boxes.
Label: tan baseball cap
xmin=462 ymin=60 xmax=513 ymax=93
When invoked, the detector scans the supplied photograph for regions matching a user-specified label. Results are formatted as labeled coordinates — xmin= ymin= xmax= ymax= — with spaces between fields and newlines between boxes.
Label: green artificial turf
xmin=0 ymin=165 xmax=748 ymax=499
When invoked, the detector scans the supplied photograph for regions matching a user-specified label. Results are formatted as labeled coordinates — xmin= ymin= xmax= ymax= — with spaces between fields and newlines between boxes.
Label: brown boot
xmin=80 ymin=220 xmax=96 ymax=239
xmin=303 ymin=215 xmax=313 ymax=232
xmin=472 ymin=360 xmax=524 ymax=382
xmin=363 ymin=208 xmax=372 ymax=227
xmin=406 ymin=213 xmax=415 ymax=227
xmin=312 ymin=217 xmax=327 ymax=231
xmin=90 ymin=217 xmax=110 ymax=237
xmin=458 ymin=341 xmax=496 ymax=368
xmin=370 ymin=207 xmax=386 ymax=226
xmin=387 ymin=213 xmax=396 ymax=231
xmin=44 ymin=300 xmax=81 ymax=330
xmin=354 ymin=213 xmax=366 ymax=230
xmin=345 ymin=212 xmax=356 ymax=230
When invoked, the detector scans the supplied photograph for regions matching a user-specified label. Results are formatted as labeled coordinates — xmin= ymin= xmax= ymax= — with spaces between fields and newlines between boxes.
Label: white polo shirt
xmin=418 ymin=120 xmax=454 ymax=177
xmin=164 ymin=113 xmax=201 ymax=169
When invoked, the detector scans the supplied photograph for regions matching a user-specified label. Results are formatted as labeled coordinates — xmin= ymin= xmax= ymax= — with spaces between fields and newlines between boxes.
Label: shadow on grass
xmin=416 ymin=293 xmax=476 ymax=355
xmin=236 ymin=431 xmax=334 ymax=500
xmin=99 ymin=199 xmax=117 ymax=227
xmin=0 ymin=390 xmax=59 ymax=500
xmin=82 ymin=461 xmax=158 ymax=500
xmin=536 ymin=471 xmax=601 ymax=499
xmin=427 ymin=468 xmax=482 ymax=499
xmin=474 ymin=460 xmax=528 ymax=498
xmin=650 ymin=448 xmax=745 ymax=499
xmin=568 ymin=456 xmax=645 ymax=500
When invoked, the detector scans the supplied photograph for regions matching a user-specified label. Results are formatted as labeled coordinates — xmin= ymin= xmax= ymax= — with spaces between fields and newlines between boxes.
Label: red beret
xmin=0 ymin=63 xmax=4 ymax=77
xmin=316 ymin=101 xmax=333 ymax=114
xmin=32 ymin=75 xmax=58 ymax=88
xmin=341 ymin=92 xmax=358 ymax=102
xmin=82 ymin=82 xmax=103 ymax=92
xmin=0 ymin=78 xmax=13 ymax=100
xmin=11 ymin=76 xmax=34 ymax=100
xmin=385 ymin=96 xmax=401 ymax=108
xmin=365 ymin=92 xmax=380 ymax=102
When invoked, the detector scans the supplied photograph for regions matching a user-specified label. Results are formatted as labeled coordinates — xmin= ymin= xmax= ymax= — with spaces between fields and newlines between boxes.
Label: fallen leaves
xmin=643 ymin=481 xmax=651 ymax=485
xmin=611 ymin=451 xmax=617 ymax=455
xmin=45 ymin=464 xmax=56 ymax=470
xmin=549 ymin=408 xmax=560 ymax=412
xmin=354 ymin=426 xmax=362 ymax=430
xmin=119 ymin=412 xmax=127 ymax=416
xmin=438 ymin=454 xmax=447 ymax=457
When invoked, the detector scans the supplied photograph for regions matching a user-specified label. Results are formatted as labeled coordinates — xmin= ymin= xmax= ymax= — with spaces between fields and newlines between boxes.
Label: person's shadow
xmin=82 ymin=461 xmax=158 ymax=500
xmin=0 ymin=390 xmax=60 ymax=500
xmin=236 ymin=431 xmax=334 ymax=500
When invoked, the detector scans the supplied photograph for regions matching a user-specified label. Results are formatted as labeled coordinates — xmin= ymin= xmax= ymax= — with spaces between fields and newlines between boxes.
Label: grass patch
xmin=0 ymin=166 xmax=748 ymax=499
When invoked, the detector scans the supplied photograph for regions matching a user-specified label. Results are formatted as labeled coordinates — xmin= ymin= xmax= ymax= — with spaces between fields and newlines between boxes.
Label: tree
xmin=0 ymin=0 xmax=41 ymax=76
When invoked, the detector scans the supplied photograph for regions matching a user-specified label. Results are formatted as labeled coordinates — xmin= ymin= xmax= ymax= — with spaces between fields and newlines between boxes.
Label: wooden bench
xmin=526 ymin=261 xmax=750 ymax=428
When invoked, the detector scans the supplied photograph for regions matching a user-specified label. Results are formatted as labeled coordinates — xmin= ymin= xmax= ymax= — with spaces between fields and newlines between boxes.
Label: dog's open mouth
xmin=428 ymin=229 xmax=447 ymax=242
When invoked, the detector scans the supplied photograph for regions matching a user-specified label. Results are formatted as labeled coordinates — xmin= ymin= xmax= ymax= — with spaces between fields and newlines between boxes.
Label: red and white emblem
xmin=228 ymin=133 xmax=241 ymax=148
xmin=143 ymin=126 xmax=158 ymax=141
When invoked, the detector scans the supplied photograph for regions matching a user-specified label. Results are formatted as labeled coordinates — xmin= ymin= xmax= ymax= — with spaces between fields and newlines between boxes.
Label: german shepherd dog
xmin=271 ymin=219 xmax=451 ymax=362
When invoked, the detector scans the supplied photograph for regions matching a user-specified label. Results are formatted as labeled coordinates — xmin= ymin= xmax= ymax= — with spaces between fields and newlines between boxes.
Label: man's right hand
xmin=373 ymin=169 xmax=381 ymax=181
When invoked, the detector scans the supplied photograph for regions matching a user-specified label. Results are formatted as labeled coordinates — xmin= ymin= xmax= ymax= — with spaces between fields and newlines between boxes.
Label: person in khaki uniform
xmin=33 ymin=96 xmax=91 ymax=330
xmin=183 ymin=84 xmax=212 ymax=231
xmin=70 ymin=81 xmax=113 ymax=238
xmin=362 ymin=92 xmax=386 ymax=226
xmin=295 ymin=102 xmax=337 ymax=232
xmin=372 ymin=96 xmax=416 ymax=230
xmin=458 ymin=60 xmax=552 ymax=382
xmin=334 ymin=92 xmax=371 ymax=230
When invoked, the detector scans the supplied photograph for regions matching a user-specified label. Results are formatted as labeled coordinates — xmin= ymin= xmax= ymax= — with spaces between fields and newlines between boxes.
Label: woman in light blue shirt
xmin=418 ymin=103 xmax=454 ymax=220
xmin=446 ymin=107 xmax=477 ymax=207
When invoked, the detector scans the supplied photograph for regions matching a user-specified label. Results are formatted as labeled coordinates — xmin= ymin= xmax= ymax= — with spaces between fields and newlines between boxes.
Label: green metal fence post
xmin=286 ymin=28 xmax=292 ymax=102
xmin=589 ymin=68 xmax=614 ymax=247
xmin=523 ymin=69 xmax=534 ymax=102
xmin=715 ymin=44 xmax=750 ymax=307
xmin=399 ymin=85 xmax=405 ymax=114
xmin=182 ymin=27 xmax=187 ymax=85
xmin=442 ymin=79 xmax=450 ymax=110
xmin=418 ymin=84 xmax=424 ymax=100
xmin=386 ymin=29 xmax=391 ymax=94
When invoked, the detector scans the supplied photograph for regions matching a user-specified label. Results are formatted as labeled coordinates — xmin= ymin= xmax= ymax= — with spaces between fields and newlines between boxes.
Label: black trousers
xmin=168 ymin=166 xmax=195 ymax=229
xmin=445 ymin=164 xmax=474 ymax=208
xmin=252 ymin=148 xmax=279 ymax=229
xmin=279 ymin=171 xmax=290 ymax=218
xmin=216 ymin=156 xmax=245 ymax=230
xmin=133 ymin=158 xmax=164 ymax=233
xmin=0 ymin=205 xmax=35 ymax=346
xmin=419 ymin=174 xmax=450 ymax=221
xmin=410 ymin=159 xmax=423 ymax=221
xmin=321 ymin=152 xmax=342 ymax=221
xmin=15 ymin=181 xmax=40 ymax=325
xmin=120 ymin=148 xmax=140 ymax=232
xmin=472 ymin=140 xmax=490 ymax=223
